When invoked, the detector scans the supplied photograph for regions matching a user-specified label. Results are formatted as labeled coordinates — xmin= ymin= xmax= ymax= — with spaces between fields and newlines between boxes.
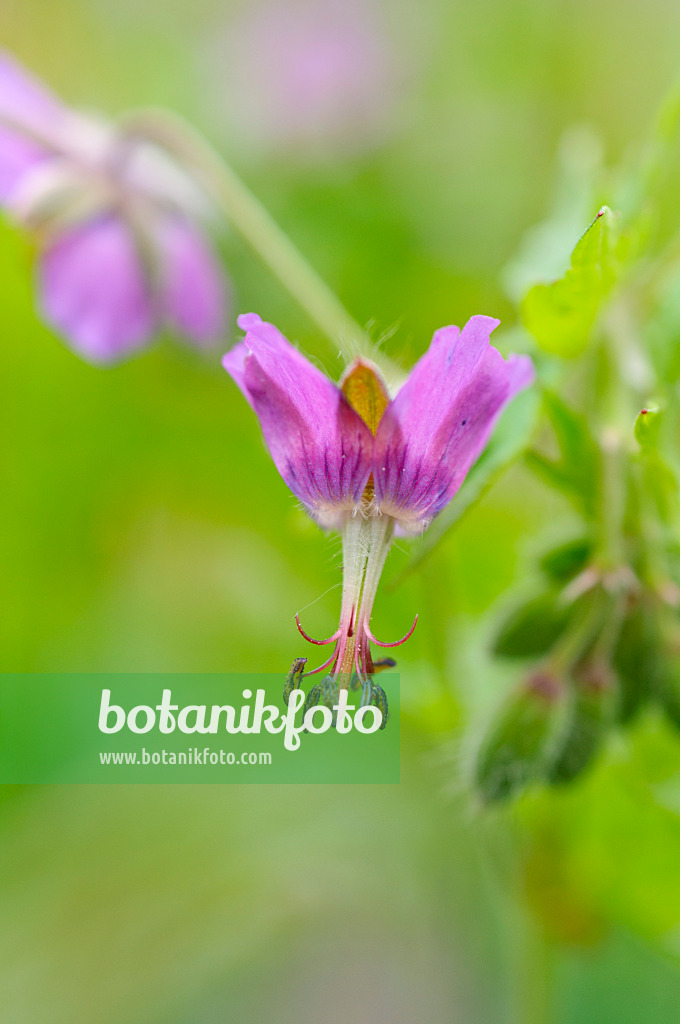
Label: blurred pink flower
xmin=210 ymin=0 xmax=399 ymax=156
xmin=0 ymin=50 xmax=227 ymax=364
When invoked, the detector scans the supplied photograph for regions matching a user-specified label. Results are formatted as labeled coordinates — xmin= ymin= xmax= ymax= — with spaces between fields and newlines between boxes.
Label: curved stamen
xmin=302 ymin=650 xmax=338 ymax=678
xmin=295 ymin=613 xmax=341 ymax=646
xmin=364 ymin=614 xmax=419 ymax=648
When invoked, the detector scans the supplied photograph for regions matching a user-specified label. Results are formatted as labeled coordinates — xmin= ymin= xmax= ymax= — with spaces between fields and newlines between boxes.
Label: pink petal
xmin=0 ymin=50 xmax=64 ymax=201
xmin=373 ymin=315 xmax=534 ymax=531
xmin=158 ymin=215 xmax=227 ymax=345
xmin=222 ymin=340 xmax=253 ymax=409
xmin=39 ymin=215 xmax=156 ymax=364
xmin=223 ymin=314 xmax=373 ymax=524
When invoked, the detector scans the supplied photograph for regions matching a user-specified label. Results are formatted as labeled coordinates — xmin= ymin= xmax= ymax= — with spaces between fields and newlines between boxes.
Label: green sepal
xmin=359 ymin=680 xmax=389 ymax=730
xmin=283 ymin=657 xmax=307 ymax=706
xmin=493 ymin=591 xmax=573 ymax=659
xmin=526 ymin=391 xmax=600 ymax=518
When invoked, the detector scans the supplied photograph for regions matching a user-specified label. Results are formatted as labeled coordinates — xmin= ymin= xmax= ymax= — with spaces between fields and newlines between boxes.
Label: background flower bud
xmin=548 ymin=659 xmax=617 ymax=784
xmin=473 ymin=670 xmax=572 ymax=803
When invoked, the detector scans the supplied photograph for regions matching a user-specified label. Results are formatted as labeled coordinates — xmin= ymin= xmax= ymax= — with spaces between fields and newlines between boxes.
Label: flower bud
xmin=474 ymin=670 xmax=571 ymax=803
xmin=548 ymin=659 xmax=616 ymax=784
xmin=649 ymin=626 xmax=680 ymax=731
xmin=613 ymin=598 xmax=658 ymax=722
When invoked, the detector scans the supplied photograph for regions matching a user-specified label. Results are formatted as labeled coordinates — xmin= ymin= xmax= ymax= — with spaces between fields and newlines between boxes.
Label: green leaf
xmin=493 ymin=591 xmax=572 ymax=659
xmin=521 ymin=207 xmax=621 ymax=358
xmin=502 ymin=125 xmax=603 ymax=302
xmin=634 ymin=404 xmax=663 ymax=450
xmin=540 ymin=537 xmax=594 ymax=584
xmin=633 ymin=404 xmax=680 ymax=525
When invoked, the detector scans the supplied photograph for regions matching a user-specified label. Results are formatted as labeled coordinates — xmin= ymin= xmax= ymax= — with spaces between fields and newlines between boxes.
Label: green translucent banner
xmin=0 ymin=673 xmax=400 ymax=784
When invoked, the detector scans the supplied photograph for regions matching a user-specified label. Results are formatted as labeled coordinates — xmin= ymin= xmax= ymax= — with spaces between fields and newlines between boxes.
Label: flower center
xmin=340 ymin=358 xmax=389 ymax=435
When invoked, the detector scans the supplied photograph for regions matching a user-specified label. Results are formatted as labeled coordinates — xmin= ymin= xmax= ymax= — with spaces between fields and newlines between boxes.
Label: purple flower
xmin=0 ymin=49 xmax=226 ymax=363
xmin=373 ymin=317 xmax=535 ymax=532
xmin=208 ymin=0 xmax=399 ymax=157
xmin=224 ymin=312 xmax=534 ymax=682
xmin=224 ymin=313 xmax=375 ymax=528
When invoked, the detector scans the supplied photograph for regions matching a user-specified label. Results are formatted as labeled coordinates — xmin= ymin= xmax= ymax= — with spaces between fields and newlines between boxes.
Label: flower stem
xmin=121 ymin=109 xmax=383 ymax=366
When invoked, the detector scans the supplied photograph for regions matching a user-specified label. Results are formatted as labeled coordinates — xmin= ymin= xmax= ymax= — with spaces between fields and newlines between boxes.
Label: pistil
xmin=296 ymin=504 xmax=416 ymax=687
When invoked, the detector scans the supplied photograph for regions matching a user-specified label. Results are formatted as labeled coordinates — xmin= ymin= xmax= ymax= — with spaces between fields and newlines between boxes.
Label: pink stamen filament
xmin=300 ymin=612 xmax=418 ymax=679
xmin=301 ymin=650 xmax=338 ymax=678
xmin=294 ymin=614 xmax=341 ymax=646
xmin=364 ymin=614 xmax=419 ymax=648
xmin=296 ymin=510 xmax=415 ymax=682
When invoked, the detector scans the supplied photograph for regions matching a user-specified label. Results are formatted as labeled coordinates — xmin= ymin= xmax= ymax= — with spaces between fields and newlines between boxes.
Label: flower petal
xmin=373 ymin=315 xmax=534 ymax=531
xmin=222 ymin=340 xmax=253 ymax=408
xmin=158 ymin=215 xmax=227 ymax=345
xmin=222 ymin=314 xmax=373 ymax=524
xmin=38 ymin=215 xmax=156 ymax=364
xmin=0 ymin=50 xmax=64 ymax=201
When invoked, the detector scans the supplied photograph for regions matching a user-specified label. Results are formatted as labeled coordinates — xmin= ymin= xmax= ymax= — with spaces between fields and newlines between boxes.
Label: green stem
xmin=597 ymin=427 xmax=626 ymax=570
xmin=121 ymin=109 xmax=385 ymax=367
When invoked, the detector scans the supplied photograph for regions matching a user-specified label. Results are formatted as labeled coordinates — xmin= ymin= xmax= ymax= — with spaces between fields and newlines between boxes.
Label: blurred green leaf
xmin=493 ymin=591 xmax=572 ymax=659
xmin=526 ymin=391 xmax=600 ymax=517
xmin=635 ymin=405 xmax=663 ymax=450
xmin=502 ymin=125 xmax=603 ymax=302
xmin=642 ymin=456 xmax=679 ymax=526
xmin=618 ymin=75 xmax=680 ymax=219
xmin=633 ymin=404 xmax=680 ymax=526
xmin=521 ymin=207 xmax=621 ymax=358
xmin=643 ymin=263 xmax=680 ymax=383
xmin=540 ymin=537 xmax=594 ymax=584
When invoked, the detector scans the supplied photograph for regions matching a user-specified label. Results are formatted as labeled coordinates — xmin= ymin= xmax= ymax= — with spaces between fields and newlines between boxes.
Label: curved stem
xmin=121 ymin=109 xmax=385 ymax=366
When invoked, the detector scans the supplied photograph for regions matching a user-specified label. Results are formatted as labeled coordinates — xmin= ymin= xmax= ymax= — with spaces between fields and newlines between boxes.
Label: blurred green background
xmin=2 ymin=0 xmax=680 ymax=1021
